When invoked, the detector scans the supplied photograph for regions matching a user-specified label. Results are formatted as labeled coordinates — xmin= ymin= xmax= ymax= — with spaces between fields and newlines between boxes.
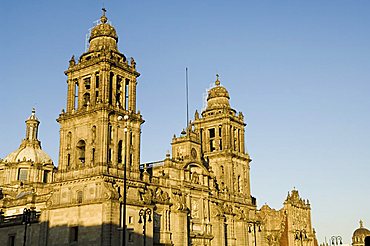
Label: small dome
xmin=3 ymin=146 xmax=53 ymax=164
xmin=88 ymin=11 xmax=119 ymax=52
xmin=89 ymin=15 xmax=118 ymax=42
xmin=2 ymin=109 xmax=53 ymax=165
xmin=206 ymin=75 xmax=230 ymax=110
xmin=207 ymin=76 xmax=230 ymax=101
xmin=352 ymin=220 xmax=370 ymax=245
xmin=27 ymin=108 xmax=39 ymax=121
xmin=353 ymin=220 xmax=370 ymax=237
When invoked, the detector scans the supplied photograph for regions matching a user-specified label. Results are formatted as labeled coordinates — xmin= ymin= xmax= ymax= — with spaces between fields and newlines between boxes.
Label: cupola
xmin=206 ymin=75 xmax=230 ymax=111
xmin=88 ymin=9 xmax=119 ymax=52
xmin=2 ymin=109 xmax=53 ymax=165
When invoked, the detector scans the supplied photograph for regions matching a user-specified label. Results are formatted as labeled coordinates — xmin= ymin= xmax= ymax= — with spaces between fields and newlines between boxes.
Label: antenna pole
xmin=186 ymin=67 xmax=189 ymax=128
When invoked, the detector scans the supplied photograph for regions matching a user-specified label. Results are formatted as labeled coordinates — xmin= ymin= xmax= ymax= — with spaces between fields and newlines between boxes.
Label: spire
xmin=25 ymin=108 xmax=40 ymax=141
xmin=360 ymin=220 xmax=364 ymax=228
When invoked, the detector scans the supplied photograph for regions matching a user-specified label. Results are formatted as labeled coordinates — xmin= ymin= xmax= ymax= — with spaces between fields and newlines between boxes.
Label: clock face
xmin=191 ymin=148 xmax=197 ymax=159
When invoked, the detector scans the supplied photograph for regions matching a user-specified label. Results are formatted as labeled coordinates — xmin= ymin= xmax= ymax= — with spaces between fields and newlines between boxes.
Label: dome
xmin=352 ymin=220 xmax=370 ymax=245
xmin=2 ymin=109 xmax=53 ymax=165
xmin=207 ymin=76 xmax=230 ymax=101
xmin=3 ymin=146 xmax=53 ymax=164
xmin=89 ymin=14 xmax=118 ymax=42
xmin=88 ymin=10 xmax=118 ymax=52
xmin=353 ymin=221 xmax=370 ymax=237
xmin=27 ymin=108 xmax=39 ymax=121
xmin=206 ymin=75 xmax=230 ymax=110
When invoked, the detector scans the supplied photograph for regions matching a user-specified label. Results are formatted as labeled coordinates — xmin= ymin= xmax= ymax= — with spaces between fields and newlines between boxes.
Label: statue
xmin=130 ymin=57 xmax=136 ymax=69
xmin=69 ymin=55 xmax=76 ymax=67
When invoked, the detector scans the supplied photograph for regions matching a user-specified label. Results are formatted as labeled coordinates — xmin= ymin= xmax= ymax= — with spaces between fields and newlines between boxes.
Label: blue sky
xmin=1 ymin=1 xmax=370 ymax=243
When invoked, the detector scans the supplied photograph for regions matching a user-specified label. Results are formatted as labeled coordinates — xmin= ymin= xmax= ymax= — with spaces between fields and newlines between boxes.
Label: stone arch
xmin=83 ymin=92 xmax=90 ymax=107
xmin=183 ymin=162 xmax=210 ymax=185
xmin=76 ymin=139 xmax=86 ymax=163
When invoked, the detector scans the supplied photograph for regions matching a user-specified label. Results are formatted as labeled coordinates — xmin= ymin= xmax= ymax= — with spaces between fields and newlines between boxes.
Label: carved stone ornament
xmin=141 ymin=188 xmax=153 ymax=204
xmin=223 ymin=203 xmax=233 ymax=215
xmin=171 ymin=191 xmax=187 ymax=211
xmin=210 ymin=202 xmax=223 ymax=218
xmin=234 ymin=207 xmax=246 ymax=220
xmin=191 ymin=171 xmax=200 ymax=184
xmin=154 ymin=187 xmax=169 ymax=203
xmin=103 ymin=182 xmax=119 ymax=200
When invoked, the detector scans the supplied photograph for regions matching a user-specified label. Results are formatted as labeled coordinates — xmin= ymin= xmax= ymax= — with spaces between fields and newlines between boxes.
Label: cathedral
xmin=0 ymin=10 xmax=317 ymax=246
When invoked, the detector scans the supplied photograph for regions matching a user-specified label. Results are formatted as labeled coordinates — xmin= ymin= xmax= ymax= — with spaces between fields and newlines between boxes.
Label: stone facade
xmin=0 ymin=10 xmax=317 ymax=246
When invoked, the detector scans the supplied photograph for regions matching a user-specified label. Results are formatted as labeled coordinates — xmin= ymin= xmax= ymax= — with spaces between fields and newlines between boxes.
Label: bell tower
xmin=57 ymin=10 xmax=143 ymax=180
xmin=192 ymin=76 xmax=252 ymax=202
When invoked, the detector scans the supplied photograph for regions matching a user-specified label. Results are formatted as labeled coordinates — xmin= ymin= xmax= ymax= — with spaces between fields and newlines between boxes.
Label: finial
xmin=69 ymin=55 xmax=76 ymax=67
xmin=360 ymin=220 xmax=364 ymax=228
xmin=100 ymin=8 xmax=108 ymax=24
xmin=32 ymin=108 xmax=36 ymax=114
xmin=215 ymin=74 xmax=220 ymax=86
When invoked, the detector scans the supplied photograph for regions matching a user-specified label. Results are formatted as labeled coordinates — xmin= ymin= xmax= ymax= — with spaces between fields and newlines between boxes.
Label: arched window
xmin=125 ymin=79 xmax=129 ymax=109
xmin=76 ymin=140 xmax=86 ymax=163
xmin=108 ymin=124 xmax=113 ymax=143
xmin=109 ymin=72 xmax=114 ymax=105
xmin=91 ymin=126 xmax=96 ymax=143
xmin=83 ymin=93 xmax=90 ymax=107
xmin=108 ymin=148 xmax=112 ymax=163
xmin=74 ymin=80 xmax=79 ymax=109
xmin=77 ymin=191 xmax=83 ymax=203
xmin=116 ymin=76 xmax=122 ymax=107
xmin=67 ymin=131 xmax=72 ymax=149
xmin=43 ymin=171 xmax=50 ymax=183
xmin=238 ymin=175 xmax=242 ymax=193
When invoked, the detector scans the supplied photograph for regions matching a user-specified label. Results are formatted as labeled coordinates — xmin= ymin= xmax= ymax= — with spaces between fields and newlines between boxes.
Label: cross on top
xmin=215 ymin=74 xmax=221 ymax=86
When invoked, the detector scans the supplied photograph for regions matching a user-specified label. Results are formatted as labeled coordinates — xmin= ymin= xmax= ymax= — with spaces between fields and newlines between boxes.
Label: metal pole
xmin=23 ymin=208 xmax=30 ymax=246
xmin=23 ymin=221 xmax=27 ymax=246
xmin=139 ymin=208 xmax=151 ymax=246
xmin=143 ymin=214 xmax=146 ymax=246
xmin=122 ymin=128 xmax=127 ymax=246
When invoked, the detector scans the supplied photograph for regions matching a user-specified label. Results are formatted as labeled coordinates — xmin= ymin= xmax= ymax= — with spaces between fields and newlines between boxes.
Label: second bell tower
xmin=57 ymin=11 xmax=143 ymax=180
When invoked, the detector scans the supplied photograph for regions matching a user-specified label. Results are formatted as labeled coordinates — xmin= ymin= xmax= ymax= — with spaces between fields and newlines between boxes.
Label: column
xmin=122 ymin=78 xmax=127 ymax=110
xmin=77 ymin=78 xmax=83 ymax=110
xmin=112 ymin=73 xmax=117 ymax=106
xmin=240 ymin=129 xmax=245 ymax=154
xmin=67 ymin=79 xmax=75 ymax=112
xmin=170 ymin=211 xmax=189 ymax=246
xmin=101 ymin=69 xmax=108 ymax=104
xmin=129 ymin=78 xmax=137 ymax=112
xmin=91 ymin=73 xmax=96 ymax=106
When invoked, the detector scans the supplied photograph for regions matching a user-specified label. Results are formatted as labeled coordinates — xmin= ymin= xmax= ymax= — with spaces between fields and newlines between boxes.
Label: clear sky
xmin=1 ymin=1 xmax=369 ymax=243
